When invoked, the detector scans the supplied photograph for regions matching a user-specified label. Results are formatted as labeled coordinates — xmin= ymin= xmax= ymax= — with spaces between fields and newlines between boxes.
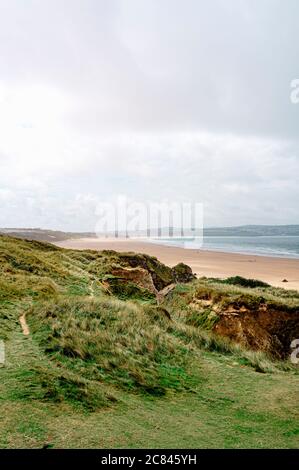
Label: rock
xmin=114 ymin=252 xmax=174 ymax=290
xmin=213 ymin=303 xmax=299 ymax=358
xmin=110 ymin=266 xmax=157 ymax=293
xmin=99 ymin=251 xmax=195 ymax=300
xmin=171 ymin=263 xmax=196 ymax=283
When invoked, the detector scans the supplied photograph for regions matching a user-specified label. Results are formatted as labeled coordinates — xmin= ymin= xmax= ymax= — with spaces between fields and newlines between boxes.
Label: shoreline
xmin=147 ymin=241 xmax=299 ymax=260
xmin=55 ymin=238 xmax=299 ymax=291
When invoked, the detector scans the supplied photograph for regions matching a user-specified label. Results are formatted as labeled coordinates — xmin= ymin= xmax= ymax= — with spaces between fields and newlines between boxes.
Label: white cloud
xmin=1 ymin=129 xmax=298 ymax=230
xmin=0 ymin=0 xmax=298 ymax=229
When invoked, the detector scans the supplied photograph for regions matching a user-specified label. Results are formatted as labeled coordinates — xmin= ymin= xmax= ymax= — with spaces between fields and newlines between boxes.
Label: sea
xmin=149 ymin=236 xmax=299 ymax=259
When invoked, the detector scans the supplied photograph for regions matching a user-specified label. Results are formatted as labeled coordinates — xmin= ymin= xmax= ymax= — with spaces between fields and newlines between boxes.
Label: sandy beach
xmin=55 ymin=238 xmax=299 ymax=291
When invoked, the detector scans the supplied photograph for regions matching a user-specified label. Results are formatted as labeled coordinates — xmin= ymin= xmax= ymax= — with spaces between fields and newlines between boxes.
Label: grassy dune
xmin=0 ymin=234 xmax=298 ymax=448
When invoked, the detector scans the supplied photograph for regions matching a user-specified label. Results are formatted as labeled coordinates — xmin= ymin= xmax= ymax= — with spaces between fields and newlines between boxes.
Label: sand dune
xmin=55 ymin=238 xmax=299 ymax=291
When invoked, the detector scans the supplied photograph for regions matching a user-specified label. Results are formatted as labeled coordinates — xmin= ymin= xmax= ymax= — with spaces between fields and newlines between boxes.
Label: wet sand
xmin=55 ymin=238 xmax=299 ymax=291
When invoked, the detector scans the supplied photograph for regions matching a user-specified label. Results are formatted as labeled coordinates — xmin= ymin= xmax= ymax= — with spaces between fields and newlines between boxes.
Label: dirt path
xmin=89 ymin=281 xmax=95 ymax=298
xmin=19 ymin=313 xmax=30 ymax=336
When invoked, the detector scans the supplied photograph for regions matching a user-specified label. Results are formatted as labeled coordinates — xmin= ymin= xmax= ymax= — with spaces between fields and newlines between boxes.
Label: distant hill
xmin=204 ymin=225 xmax=299 ymax=236
xmin=1 ymin=224 xmax=299 ymax=242
xmin=0 ymin=228 xmax=95 ymax=242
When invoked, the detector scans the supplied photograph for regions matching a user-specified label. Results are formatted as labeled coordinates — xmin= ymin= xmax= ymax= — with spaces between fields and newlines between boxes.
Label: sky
xmin=0 ymin=0 xmax=298 ymax=231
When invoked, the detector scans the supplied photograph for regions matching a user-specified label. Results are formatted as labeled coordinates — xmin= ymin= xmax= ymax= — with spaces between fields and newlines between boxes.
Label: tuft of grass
xmin=27 ymin=296 xmax=197 ymax=398
xmin=185 ymin=308 xmax=220 ymax=330
xmin=27 ymin=366 xmax=116 ymax=411
xmin=221 ymin=276 xmax=270 ymax=289
xmin=103 ymin=275 xmax=156 ymax=302
xmin=1 ymin=331 xmax=117 ymax=412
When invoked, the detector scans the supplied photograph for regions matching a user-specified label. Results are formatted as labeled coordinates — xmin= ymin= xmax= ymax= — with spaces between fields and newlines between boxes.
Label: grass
xmin=26 ymin=296 xmax=194 ymax=398
xmin=165 ymin=278 xmax=299 ymax=360
xmin=167 ymin=277 xmax=299 ymax=311
xmin=220 ymin=275 xmax=271 ymax=289
xmin=0 ymin=234 xmax=298 ymax=448
xmin=1 ymin=334 xmax=298 ymax=448
xmin=103 ymin=276 xmax=156 ymax=301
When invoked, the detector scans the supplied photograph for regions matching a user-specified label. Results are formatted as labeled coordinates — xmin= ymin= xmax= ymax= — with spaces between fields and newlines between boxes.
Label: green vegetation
xmin=0 ymin=234 xmax=298 ymax=448
xmin=103 ymin=276 xmax=156 ymax=301
xmin=165 ymin=278 xmax=299 ymax=359
xmin=167 ymin=277 xmax=299 ymax=312
xmin=221 ymin=275 xmax=270 ymax=289
xmin=27 ymin=297 xmax=193 ymax=399
xmin=185 ymin=308 xmax=220 ymax=330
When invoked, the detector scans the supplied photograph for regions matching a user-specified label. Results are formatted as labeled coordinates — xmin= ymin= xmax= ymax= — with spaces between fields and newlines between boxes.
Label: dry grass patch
xmin=27 ymin=296 xmax=198 ymax=399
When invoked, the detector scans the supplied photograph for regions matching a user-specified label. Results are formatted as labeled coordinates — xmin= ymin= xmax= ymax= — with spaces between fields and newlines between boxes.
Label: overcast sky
xmin=0 ymin=0 xmax=298 ymax=231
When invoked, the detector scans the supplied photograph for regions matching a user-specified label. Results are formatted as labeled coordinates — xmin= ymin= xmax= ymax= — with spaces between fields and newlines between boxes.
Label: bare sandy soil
xmin=55 ymin=238 xmax=299 ymax=291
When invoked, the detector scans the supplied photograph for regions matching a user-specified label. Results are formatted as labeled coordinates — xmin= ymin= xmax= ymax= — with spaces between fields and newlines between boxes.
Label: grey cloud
xmin=0 ymin=0 xmax=298 ymax=229
xmin=1 ymin=0 xmax=298 ymax=137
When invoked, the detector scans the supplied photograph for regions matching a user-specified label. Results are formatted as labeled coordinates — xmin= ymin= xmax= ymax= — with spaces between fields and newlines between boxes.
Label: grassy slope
xmin=0 ymin=235 xmax=298 ymax=448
